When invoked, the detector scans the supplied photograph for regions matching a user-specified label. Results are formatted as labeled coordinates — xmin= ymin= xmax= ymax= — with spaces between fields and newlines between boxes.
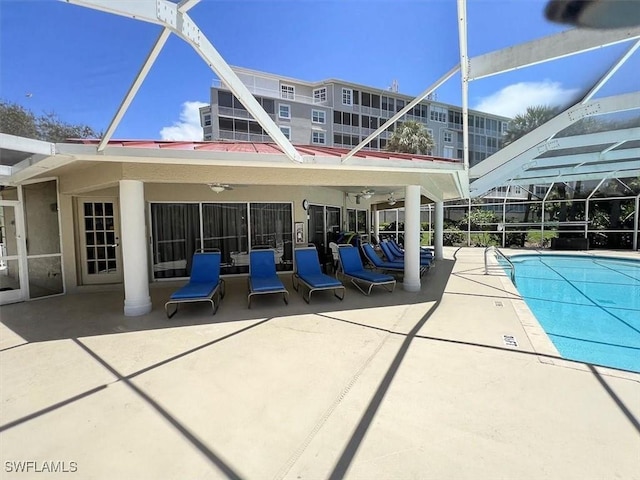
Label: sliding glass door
xmin=151 ymin=201 xmax=293 ymax=278
xmin=151 ymin=203 xmax=200 ymax=279
xmin=308 ymin=204 xmax=342 ymax=256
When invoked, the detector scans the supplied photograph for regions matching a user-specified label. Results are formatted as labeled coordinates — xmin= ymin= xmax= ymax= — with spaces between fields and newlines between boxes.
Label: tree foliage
xmin=386 ymin=120 xmax=434 ymax=155
xmin=0 ymin=100 xmax=100 ymax=142
xmin=501 ymin=105 xmax=557 ymax=147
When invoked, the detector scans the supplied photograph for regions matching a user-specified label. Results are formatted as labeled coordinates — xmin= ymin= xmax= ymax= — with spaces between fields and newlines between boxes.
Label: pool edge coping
xmin=495 ymin=250 xmax=640 ymax=382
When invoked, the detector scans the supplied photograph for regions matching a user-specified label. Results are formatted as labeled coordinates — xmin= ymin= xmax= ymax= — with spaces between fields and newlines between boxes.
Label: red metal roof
xmin=72 ymin=139 xmax=460 ymax=164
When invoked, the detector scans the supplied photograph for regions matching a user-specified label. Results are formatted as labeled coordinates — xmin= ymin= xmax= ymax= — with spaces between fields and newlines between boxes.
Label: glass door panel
xmin=0 ymin=203 xmax=25 ymax=304
xmin=79 ymin=199 xmax=123 ymax=284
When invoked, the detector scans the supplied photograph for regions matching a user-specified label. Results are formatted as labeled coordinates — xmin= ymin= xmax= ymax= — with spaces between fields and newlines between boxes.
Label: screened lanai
xmin=1 ymin=1 xmax=639 ymax=312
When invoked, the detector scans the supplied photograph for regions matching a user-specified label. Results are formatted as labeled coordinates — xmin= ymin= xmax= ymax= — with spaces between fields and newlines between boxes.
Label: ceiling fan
xmin=354 ymin=188 xmax=375 ymax=204
xmin=208 ymin=183 xmax=234 ymax=193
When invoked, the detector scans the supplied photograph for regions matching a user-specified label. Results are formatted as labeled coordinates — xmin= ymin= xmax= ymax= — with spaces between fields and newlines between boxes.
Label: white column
xmin=119 ymin=180 xmax=152 ymax=316
xmin=403 ymin=185 xmax=421 ymax=292
xmin=434 ymin=201 xmax=444 ymax=261
xmin=373 ymin=205 xmax=380 ymax=243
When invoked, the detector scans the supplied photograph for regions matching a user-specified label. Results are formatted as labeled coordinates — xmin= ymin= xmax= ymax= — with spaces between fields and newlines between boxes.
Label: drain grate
xmin=502 ymin=334 xmax=518 ymax=347
xmin=494 ymin=301 xmax=504 ymax=307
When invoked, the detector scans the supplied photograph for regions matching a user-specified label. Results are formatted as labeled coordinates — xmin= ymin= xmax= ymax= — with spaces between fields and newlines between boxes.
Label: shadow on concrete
xmin=1 ymin=260 xmax=462 ymax=344
xmin=316 ymin=313 xmax=640 ymax=480
xmin=72 ymin=338 xmax=244 ymax=480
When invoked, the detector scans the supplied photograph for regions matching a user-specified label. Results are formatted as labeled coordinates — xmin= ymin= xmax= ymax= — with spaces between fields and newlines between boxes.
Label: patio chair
xmin=247 ymin=249 xmax=289 ymax=308
xmin=380 ymin=241 xmax=432 ymax=268
xmin=329 ymin=242 xmax=340 ymax=273
xmin=337 ymin=245 xmax=396 ymax=296
xmin=292 ymin=246 xmax=345 ymax=303
xmin=165 ymin=251 xmax=225 ymax=318
xmin=361 ymin=243 xmax=427 ymax=277
xmin=388 ymin=238 xmax=434 ymax=258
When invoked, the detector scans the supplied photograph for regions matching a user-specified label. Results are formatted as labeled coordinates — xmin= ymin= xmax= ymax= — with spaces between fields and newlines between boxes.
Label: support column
xmin=403 ymin=185 xmax=421 ymax=292
xmin=434 ymin=201 xmax=444 ymax=261
xmin=119 ymin=180 xmax=152 ymax=316
xmin=373 ymin=205 xmax=380 ymax=243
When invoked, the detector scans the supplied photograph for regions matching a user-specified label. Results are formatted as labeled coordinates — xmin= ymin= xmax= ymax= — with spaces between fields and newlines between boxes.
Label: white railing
xmin=484 ymin=246 xmax=516 ymax=284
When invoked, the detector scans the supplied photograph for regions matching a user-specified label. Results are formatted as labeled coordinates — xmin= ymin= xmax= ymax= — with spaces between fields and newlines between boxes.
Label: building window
xmin=279 ymin=104 xmax=291 ymax=119
xmin=501 ymin=121 xmax=509 ymax=134
xmin=311 ymin=109 xmax=326 ymax=124
xmin=312 ymin=131 xmax=326 ymax=144
xmin=281 ymin=84 xmax=295 ymax=100
xmin=218 ymin=91 xmax=233 ymax=108
xmin=280 ymin=126 xmax=291 ymax=140
xmin=203 ymin=114 xmax=211 ymax=126
xmin=313 ymin=87 xmax=327 ymax=103
xmin=260 ymin=97 xmax=275 ymax=115
xmin=342 ymin=88 xmax=353 ymax=106
xmin=430 ymin=106 xmax=447 ymax=123
xmin=443 ymin=131 xmax=453 ymax=143
xmin=443 ymin=145 xmax=454 ymax=158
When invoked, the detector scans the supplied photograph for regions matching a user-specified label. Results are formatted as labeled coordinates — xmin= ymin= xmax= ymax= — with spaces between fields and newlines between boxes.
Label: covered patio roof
xmin=0 ymin=135 xmax=467 ymax=202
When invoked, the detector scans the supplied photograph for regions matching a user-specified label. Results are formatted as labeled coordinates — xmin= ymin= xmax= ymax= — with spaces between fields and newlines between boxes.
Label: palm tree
xmin=498 ymin=105 xmax=558 ymax=230
xmin=386 ymin=120 xmax=434 ymax=155
xmin=501 ymin=105 xmax=557 ymax=148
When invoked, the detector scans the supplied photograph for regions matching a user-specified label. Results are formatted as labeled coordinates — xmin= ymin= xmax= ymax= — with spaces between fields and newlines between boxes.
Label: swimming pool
xmin=507 ymin=254 xmax=640 ymax=373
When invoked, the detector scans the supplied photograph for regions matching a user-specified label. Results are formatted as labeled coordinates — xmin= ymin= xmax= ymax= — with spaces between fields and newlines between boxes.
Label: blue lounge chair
xmin=165 ymin=251 xmax=225 ymax=318
xmin=380 ymin=241 xmax=432 ymax=268
xmin=361 ymin=243 xmax=427 ymax=277
xmin=293 ymin=247 xmax=345 ymax=303
xmin=248 ymin=249 xmax=289 ymax=308
xmin=337 ymin=245 xmax=396 ymax=295
xmin=388 ymin=238 xmax=434 ymax=258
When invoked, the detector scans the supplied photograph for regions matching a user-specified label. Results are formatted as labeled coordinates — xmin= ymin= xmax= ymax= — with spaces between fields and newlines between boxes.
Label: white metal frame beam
xmin=457 ymin=0 xmax=470 ymax=172
xmin=581 ymin=39 xmax=640 ymax=103
xmin=0 ymin=133 xmax=56 ymax=156
xmin=468 ymin=26 xmax=640 ymax=80
xmin=98 ymin=28 xmax=171 ymax=152
xmin=506 ymin=169 xmax=640 ymax=185
xmin=341 ymin=65 xmax=460 ymax=163
xmin=62 ymin=0 xmax=303 ymax=163
xmin=469 ymin=92 xmax=640 ymax=195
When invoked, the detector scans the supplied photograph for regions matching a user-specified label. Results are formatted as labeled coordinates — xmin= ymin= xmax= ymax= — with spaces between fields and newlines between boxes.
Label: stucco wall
xmin=58 ymin=177 xmax=364 ymax=292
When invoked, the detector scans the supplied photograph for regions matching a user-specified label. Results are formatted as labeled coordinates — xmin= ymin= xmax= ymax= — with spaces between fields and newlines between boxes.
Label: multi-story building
xmin=200 ymin=67 xmax=511 ymax=166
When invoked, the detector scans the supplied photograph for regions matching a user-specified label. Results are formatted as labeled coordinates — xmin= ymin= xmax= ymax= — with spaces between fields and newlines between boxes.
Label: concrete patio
xmin=1 ymin=247 xmax=639 ymax=479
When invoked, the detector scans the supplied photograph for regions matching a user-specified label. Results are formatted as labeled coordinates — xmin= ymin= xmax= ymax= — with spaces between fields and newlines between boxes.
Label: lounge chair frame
xmin=292 ymin=247 xmax=345 ymax=303
xmin=247 ymin=249 xmax=289 ymax=308
xmin=337 ymin=245 xmax=396 ymax=295
xmin=164 ymin=251 xmax=225 ymax=318
xmin=380 ymin=241 xmax=432 ymax=269
xmin=361 ymin=243 xmax=427 ymax=278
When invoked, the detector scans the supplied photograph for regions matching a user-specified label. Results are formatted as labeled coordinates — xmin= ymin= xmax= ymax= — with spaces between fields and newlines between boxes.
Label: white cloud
xmin=160 ymin=101 xmax=208 ymax=140
xmin=473 ymin=81 xmax=580 ymax=118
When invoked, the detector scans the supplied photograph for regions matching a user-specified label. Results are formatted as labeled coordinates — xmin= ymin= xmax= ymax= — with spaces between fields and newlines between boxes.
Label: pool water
xmin=507 ymin=254 xmax=640 ymax=373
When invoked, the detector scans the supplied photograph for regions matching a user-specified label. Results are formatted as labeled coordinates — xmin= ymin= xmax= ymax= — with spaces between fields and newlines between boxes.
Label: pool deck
xmin=1 ymin=247 xmax=639 ymax=479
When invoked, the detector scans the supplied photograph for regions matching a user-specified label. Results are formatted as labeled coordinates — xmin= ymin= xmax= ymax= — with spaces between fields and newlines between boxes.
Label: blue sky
xmin=1 ymin=0 xmax=637 ymax=140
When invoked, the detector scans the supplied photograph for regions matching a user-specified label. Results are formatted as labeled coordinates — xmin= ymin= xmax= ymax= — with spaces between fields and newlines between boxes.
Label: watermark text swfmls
xmin=4 ymin=461 xmax=78 ymax=473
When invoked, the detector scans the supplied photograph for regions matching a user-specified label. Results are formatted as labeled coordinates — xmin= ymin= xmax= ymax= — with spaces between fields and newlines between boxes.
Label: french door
xmin=77 ymin=198 xmax=123 ymax=284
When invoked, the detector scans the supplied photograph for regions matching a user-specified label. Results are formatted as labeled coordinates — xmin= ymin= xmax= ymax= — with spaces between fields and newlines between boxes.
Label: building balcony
xmin=213 ymin=80 xmax=328 ymax=106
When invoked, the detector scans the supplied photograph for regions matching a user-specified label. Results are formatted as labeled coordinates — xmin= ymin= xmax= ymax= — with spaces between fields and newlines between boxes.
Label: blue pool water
xmin=507 ymin=254 xmax=640 ymax=373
